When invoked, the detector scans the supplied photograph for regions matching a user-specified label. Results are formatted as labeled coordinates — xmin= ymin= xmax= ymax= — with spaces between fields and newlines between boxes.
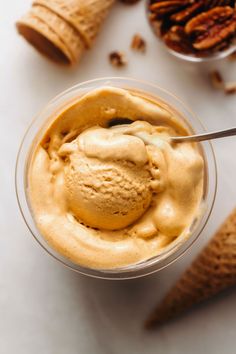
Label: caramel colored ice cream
xmin=60 ymin=126 xmax=153 ymax=230
xmin=28 ymin=87 xmax=204 ymax=269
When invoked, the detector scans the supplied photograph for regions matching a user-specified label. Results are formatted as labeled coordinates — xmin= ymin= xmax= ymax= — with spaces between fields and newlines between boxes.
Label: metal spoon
xmin=135 ymin=126 xmax=236 ymax=145
xmin=109 ymin=119 xmax=236 ymax=144
xmin=171 ymin=126 xmax=236 ymax=143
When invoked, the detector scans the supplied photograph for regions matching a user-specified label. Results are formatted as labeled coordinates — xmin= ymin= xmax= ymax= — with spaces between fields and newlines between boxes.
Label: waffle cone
xmin=32 ymin=5 xmax=85 ymax=63
xmin=33 ymin=0 xmax=115 ymax=48
xmin=16 ymin=12 xmax=75 ymax=64
xmin=16 ymin=0 xmax=114 ymax=65
xmin=146 ymin=208 xmax=236 ymax=328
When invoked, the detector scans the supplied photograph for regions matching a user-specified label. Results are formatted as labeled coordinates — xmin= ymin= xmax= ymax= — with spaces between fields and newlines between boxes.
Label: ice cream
xmin=28 ymin=87 xmax=204 ymax=269
xmin=59 ymin=126 xmax=154 ymax=230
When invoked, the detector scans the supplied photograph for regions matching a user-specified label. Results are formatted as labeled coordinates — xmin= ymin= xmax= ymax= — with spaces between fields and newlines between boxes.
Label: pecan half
xmin=210 ymin=70 xmax=224 ymax=88
xmin=149 ymin=0 xmax=190 ymax=20
xmin=131 ymin=34 xmax=147 ymax=52
xmin=185 ymin=6 xmax=236 ymax=50
xmin=109 ymin=51 xmax=127 ymax=67
xmin=171 ymin=1 xmax=204 ymax=24
xmin=209 ymin=70 xmax=236 ymax=94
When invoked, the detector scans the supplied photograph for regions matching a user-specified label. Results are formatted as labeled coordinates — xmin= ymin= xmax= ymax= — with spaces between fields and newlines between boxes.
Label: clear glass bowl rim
xmin=15 ymin=77 xmax=217 ymax=280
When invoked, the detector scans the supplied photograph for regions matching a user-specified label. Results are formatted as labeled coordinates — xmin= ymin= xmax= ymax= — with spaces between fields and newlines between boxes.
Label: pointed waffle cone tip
xmin=146 ymin=208 xmax=236 ymax=329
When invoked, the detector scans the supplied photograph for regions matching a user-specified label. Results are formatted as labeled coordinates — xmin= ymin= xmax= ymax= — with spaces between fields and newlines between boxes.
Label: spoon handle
xmin=172 ymin=127 xmax=236 ymax=143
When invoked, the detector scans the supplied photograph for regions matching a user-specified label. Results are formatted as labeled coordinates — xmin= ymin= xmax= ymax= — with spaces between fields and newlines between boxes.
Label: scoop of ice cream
xmin=59 ymin=126 xmax=153 ymax=230
xmin=64 ymin=153 xmax=153 ymax=230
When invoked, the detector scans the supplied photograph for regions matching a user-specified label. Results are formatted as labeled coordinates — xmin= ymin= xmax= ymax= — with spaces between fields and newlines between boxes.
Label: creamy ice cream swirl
xmin=28 ymin=87 xmax=204 ymax=269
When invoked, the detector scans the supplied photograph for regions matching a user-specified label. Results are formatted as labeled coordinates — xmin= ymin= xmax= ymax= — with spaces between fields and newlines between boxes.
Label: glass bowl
xmin=15 ymin=77 xmax=217 ymax=280
xmin=146 ymin=0 xmax=236 ymax=63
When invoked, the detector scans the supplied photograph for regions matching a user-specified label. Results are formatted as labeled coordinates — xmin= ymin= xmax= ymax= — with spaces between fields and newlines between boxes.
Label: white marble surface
xmin=1 ymin=1 xmax=236 ymax=353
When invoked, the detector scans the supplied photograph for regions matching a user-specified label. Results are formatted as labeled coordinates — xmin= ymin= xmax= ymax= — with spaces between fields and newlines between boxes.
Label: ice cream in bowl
xmin=16 ymin=78 xmax=217 ymax=279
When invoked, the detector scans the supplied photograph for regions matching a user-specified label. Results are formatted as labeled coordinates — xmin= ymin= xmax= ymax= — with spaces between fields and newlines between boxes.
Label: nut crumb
xmin=210 ymin=70 xmax=224 ymax=89
xmin=109 ymin=51 xmax=127 ymax=67
xmin=225 ymin=83 xmax=236 ymax=94
xmin=131 ymin=34 xmax=147 ymax=53
xmin=210 ymin=70 xmax=236 ymax=95
xmin=119 ymin=0 xmax=140 ymax=4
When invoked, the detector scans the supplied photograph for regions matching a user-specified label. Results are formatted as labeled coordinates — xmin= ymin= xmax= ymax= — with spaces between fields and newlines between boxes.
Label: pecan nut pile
xmin=148 ymin=0 xmax=236 ymax=56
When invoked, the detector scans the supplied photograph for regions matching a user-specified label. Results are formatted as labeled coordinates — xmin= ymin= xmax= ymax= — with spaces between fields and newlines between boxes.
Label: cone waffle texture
xmin=32 ymin=5 xmax=85 ymax=63
xmin=146 ymin=208 xmax=236 ymax=328
xmin=33 ymin=0 xmax=115 ymax=47
xmin=16 ymin=12 xmax=74 ymax=64
xmin=16 ymin=0 xmax=115 ymax=65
